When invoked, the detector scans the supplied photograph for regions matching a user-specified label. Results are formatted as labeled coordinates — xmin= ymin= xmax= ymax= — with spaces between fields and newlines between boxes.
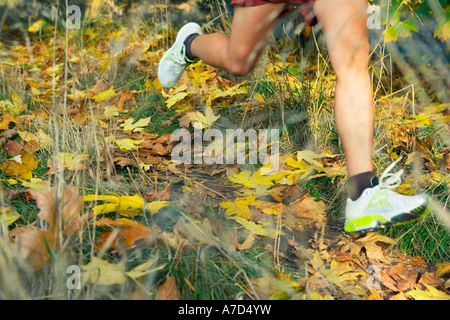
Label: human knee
xmin=329 ymin=28 xmax=370 ymax=79
xmin=226 ymin=47 xmax=258 ymax=76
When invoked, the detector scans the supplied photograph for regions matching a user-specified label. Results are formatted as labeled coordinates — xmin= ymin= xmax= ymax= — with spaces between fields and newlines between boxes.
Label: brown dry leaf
xmin=88 ymin=79 xmax=110 ymax=96
xmin=146 ymin=184 xmax=171 ymax=202
xmin=380 ymin=270 xmax=399 ymax=292
xmin=154 ymin=276 xmax=181 ymax=300
xmin=28 ymin=186 xmax=84 ymax=236
xmin=353 ymin=232 xmax=396 ymax=263
xmin=15 ymin=186 xmax=84 ymax=270
xmin=14 ymin=229 xmax=57 ymax=271
xmin=140 ymin=133 xmax=174 ymax=156
xmin=387 ymin=263 xmax=418 ymax=291
xmin=4 ymin=140 xmax=23 ymax=155
xmin=95 ymin=217 xmax=161 ymax=251
xmin=287 ymin=194 xmax=327 ymax=226
xmin=46 ymin=152 xmax=89 ymax=173
xmin=418 ymin=272 xmax=443 ymax=288
xmin=173 ymin=217 xmax=220 ymax=246
xmin=236 ymin=231 xmax=255 ymax=251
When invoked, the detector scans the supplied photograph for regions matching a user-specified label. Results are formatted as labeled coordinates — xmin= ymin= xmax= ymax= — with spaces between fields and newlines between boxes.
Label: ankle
xmin=184 ymin=33 xmax=200 ymax=62
xmin=347 ymin=171 xmax=379 ymax=200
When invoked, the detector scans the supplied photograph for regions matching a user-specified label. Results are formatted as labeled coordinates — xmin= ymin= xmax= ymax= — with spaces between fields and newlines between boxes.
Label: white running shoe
xmin=344 ymin=157 xmax=429 ymax=233
xmin=158 ymin=22 xmax=202 ymax=89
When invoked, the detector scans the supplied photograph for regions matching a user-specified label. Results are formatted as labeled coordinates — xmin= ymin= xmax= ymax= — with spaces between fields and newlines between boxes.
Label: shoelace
xmin=378 ymin=156 xmax=404 ymax=190
xmin=170 ymin=44 xmax=187 ymax=74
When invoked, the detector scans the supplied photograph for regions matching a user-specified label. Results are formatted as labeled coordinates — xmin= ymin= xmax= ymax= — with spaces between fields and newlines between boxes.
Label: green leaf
xmin=385 ymin=24 xmax=400 ymax=42
xmin=434 ymin=11 xmax=450 ymax=41
xmin=0 ymin=208 xmax=21 ymax=226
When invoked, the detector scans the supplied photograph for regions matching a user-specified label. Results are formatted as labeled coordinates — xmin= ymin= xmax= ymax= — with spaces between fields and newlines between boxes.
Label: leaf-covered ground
xmin=0 ymin=1 xmax=449 ymax=300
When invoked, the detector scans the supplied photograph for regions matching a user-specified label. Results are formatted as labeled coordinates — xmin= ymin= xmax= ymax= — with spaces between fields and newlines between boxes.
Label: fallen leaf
xmin=14 ymin=229 xmax=56 ymax=271
xmin=121 ymin=117 xmax=151 ymax=133
xmin=287 ymin=194 xmax=327 ymax=225
xmin=207 ymin=83 xmax=248 ymax=105
xmin=230 ymin=216 xmax=279 ymax=238
xmin=145 ymin=201 xmax=172 ymax=215
xmin=47 ymin=152 xmax=90 ymax=173
xmin=81 ymin=257 xmax=126 ymax=285
xmin=0 ymin=151 xmax=40 ymax=180
xmin=85 ymin=193 xmax=171 ymax=217
xmin=20 ymin=177 xmax=48 ymax=191
xmin=125 ymin=258 xmax=165 ymax=279
xmin=4 ymin=140 xmax=24 ymax=155
xmin=154 ymin=276 xmax=181 ymax=300
xmin=436 ymin=262 xmax=450 ymax=279
xmin=92 ymin=86 xmax=116 ymax=101
xmin=28 ymin=20 xmax=45 ymax=33
xmin=94 ymin=217 xmax=161 ymax=250
xmin=0 ymin=207 xmax=21 ymax=226
xmin=17 ymin=129 xmax=53 ymax=150
xmin=236 ymin=231 xmax=255 ymax=250
xmin=140 ymin=133 xmax=174 ymax=156
xmin=28 ymin=185 xmax=84 ymax=236
xmin=406 ymin=284 xmax=450 ymax=300
xmin=186 ymin=105 xmax=220 ymax=129
xmin=342 ymin=232 xmax=396 ymax=263
xmin=114 ymin=138 xmax=144 ymax=151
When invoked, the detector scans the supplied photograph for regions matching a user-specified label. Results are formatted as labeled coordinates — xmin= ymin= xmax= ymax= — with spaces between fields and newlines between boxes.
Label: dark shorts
xmin=230 ymin=0 xmax=317 ymax=26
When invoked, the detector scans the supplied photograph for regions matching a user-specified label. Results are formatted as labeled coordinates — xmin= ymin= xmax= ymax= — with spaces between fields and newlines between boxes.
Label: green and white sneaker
xmin=158 ymin=22 xmax=202 ymax=89
xmin=344 ymin=157 xmax=429 ymax=233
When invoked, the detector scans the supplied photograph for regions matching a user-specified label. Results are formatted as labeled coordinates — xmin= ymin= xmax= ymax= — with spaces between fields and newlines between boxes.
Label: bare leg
xmin=190 ymin=3 xmax=285 ymax=76
xmin=313 ymin=0 xmax=373 ymax=177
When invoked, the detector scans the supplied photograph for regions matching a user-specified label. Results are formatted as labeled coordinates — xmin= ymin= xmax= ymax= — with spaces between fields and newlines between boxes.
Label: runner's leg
xmin=313 ymin=0 xmax=373 ymax=178
xmin=189 ymin=3 xmax=285 ymax=76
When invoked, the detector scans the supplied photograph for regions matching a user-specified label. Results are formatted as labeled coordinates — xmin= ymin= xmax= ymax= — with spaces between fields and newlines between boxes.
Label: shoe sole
xmin=344 ymin=201 xmax=430 ymax=233
xmin=158 ymin=23 xmax=202 ymax=89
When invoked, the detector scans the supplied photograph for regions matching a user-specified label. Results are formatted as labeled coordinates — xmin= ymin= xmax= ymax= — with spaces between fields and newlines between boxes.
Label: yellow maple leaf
xmin=28 ymin=19 xmax=45 ymax=33
xmin=220 ymin=195 xmax=255 ymax=219
xmin=20 ymin=177 xmax=48 ymax=191
xmin=17 ymin=129 xmax=53 ymax=150
xmin=92 ymin=87 xmax=116 ymax=101
xmin=81 ymin=257 xmax=126 ymax=285
xmin=406 ymin=284 xmax=450 ymax=300
xmin=102 ymin=105 xmax=119 ymax=118
xmin=229 ymin=165 xmax=289 ymax=190
xmin=0 ymin=207 xmax=21 ymax=226
xmin=296 ymin=150 xmax=335 ymax=168
xmin=186 ymin=105 xmax=220 ymax=129
xmin=207 ymin=83 xmax=248 ymax=105
xmin=145 ymin=201 xmax=173 ymax=215
xmin=0 ymin=151 xmax=40 ymax=180
xmin=125 ymin=258 xmax=165 ymax=279
xmin=0 ymin=92 xmax=25 ymax=115
xmin=121 ymin=117 xmax=151 ymax=133
xmin=84 ymin=194 xmax=172 ymax=217
xmin=230 ymin=216 xmax=279 ymax=238
xmin=166 ymin=92 xmax=189 ymax=109
xmin=47 ymin=152 xmax=90 ymax=172
xmin=106 ymin=135 xmax=143 ymax=151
